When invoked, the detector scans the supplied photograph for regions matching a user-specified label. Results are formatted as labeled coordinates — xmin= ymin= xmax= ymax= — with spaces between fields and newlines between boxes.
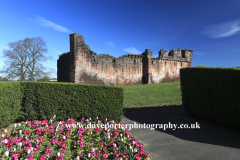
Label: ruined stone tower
xmin=57 ymin=33 xmax=192 ymax=86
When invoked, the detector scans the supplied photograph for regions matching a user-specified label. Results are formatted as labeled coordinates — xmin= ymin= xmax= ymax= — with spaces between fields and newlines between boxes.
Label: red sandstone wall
xmin=74 ymin=48 xmax=144 ymax=86
xmin=148 ymin=59 xmax=190 ymax=84
xmin=57 ymin=33 xmax=193 ymax=86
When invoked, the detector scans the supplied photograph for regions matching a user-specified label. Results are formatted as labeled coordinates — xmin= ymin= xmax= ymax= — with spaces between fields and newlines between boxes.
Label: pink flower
xmin=33 ymin=120 xmax=39 ymax=125
xmin=113 ymin=152 xmax=120 ymax=158
xmin=135 ymin=155 xmax=142 ymax=160
xmin=102 ymin=153 xmax=109 ymax=158
xmin=40 ymin=155 xmax=47 ymax=159
xmin=102 ymin=146 xmax=108 ymax=151
xmin=79 ymin=141 xmax=84 ymax=147
xmin=143 ymin=153 xmax=151 ymax=158
xmin=96 ymin=150 xmax=102 ymax=155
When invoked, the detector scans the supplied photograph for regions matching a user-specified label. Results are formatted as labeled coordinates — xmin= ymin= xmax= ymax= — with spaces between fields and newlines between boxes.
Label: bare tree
xmin=0 ymin=37 xmax=56 ymax=81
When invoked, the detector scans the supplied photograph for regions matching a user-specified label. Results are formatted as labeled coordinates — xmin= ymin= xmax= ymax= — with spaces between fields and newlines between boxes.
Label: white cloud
xmin=104 ymin=41 xmax=116 ymax=47
xmin=29 ymin=15 xmax=71 ymax=33
xmin=54 ymin=51 xmax=63 ymax=53
xmin=123 ymin=47 xmax=142 ymax=54
xmin=201 ymin=19 xmax=240 ymax=38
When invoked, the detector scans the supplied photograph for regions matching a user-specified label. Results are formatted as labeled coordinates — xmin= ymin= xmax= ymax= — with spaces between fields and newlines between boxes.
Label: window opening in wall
xmin=92 ymin=56 xmax=95 ymax=62
xmin=181 ymin=50 xmax=186 ymax=58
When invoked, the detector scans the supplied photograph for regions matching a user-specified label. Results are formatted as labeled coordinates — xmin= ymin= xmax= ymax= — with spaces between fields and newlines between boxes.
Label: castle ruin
xmin=57 ymin=33 xmax=193 ymax=86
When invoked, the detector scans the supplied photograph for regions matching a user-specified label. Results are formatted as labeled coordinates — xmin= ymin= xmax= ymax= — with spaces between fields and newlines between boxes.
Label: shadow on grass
xmin=123 ymin=104 xmax=183 ymax=112
xmin=121 ymin=104 xmax=240 ymax=150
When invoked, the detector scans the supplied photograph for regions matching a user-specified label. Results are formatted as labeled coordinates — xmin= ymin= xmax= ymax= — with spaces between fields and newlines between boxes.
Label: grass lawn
xmin=121 ymin=81 xmax=182 ymax=109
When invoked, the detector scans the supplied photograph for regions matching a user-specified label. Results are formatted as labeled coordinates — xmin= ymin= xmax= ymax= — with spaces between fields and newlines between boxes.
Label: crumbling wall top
xmin=59 ymin=52 xmax=70 ymax=57
xmin=59 ymin=33 xmax=192 ymax=63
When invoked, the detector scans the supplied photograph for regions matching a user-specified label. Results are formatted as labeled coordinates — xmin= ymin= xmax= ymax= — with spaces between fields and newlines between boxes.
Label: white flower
xmin=92 ymin=148 xmax=95 ymax=152
xmin=63 ymin=136 xmax=66 ymax=139
xmin=57 ymin=152 xmax=60 ymax=157
xmin=14 ymin=124 xmax=17 ymax=128
xmin=18 ymin=123 xmax=21 ymax=127
xmin=96 ymin=117 xmax=98 ymax=119
xmin=120 ymin=134 xmax=122 ymax=137
xmin=5 ymin=151 xmax=9 ymax=156
xmin=46 ymin=125 xmax=48 ymax=127
xmin=130 ymin=146 xmax=132 ymax=149
xmin=19 ymin=130 xmax=22 ymax=134
xmin=76 ymin=156 xmax=80 ymax=160
xmin=53 ymin=115 xmax=56 ymax=119
xmin=88 ymin=153 xmax=90 ymax=157
xmin=4 ymin=139 xmax=8 ymax=143
xmin=13 ymin=148 xmax=16 ymax=152
xmin=2 ymin=134 xmax=4 ymax=138
xmin=105 ymin=118 xmax=107 ymax=121
xmin=121 ymin=138 xmax=124 ymax=142
xmin=18 ymin=142 xmax=22 ymax=146
xmin=27 ymin=149 xmax=31 ymax=154
xmin=4 ymin=129 xmax=7 ymax=133
xmin=134 ymin=148 xmax=137 ymax=152
xmin=133 ymin=141 xmax=135 ymax=145
xmin=89 ymin=118 xmax=91 ymax=120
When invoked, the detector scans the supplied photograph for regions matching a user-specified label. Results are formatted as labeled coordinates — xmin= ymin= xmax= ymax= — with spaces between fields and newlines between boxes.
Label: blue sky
xmin=0 ymin=0 xmax=240 ymax=80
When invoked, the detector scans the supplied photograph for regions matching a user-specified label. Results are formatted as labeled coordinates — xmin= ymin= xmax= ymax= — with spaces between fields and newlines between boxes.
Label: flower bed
xmin=0 ymin=115 xmax=152 ymax=160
